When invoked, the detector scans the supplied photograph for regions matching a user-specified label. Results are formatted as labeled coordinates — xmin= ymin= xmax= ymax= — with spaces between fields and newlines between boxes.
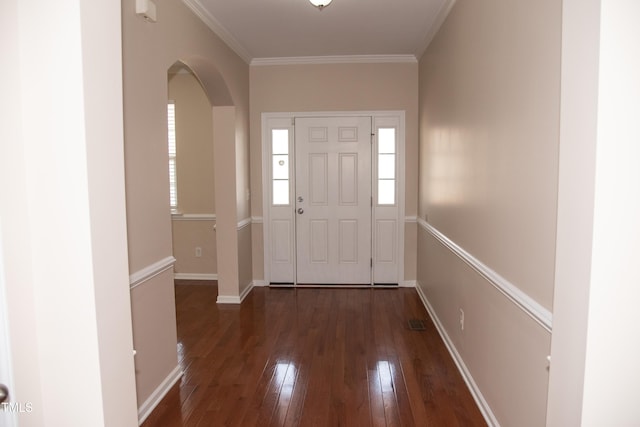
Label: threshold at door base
xmin=268 ymin=283 xmax=399 ymax=289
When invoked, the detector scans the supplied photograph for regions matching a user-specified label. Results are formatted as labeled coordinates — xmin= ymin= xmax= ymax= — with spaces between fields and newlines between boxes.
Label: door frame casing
xmin=261 ymin=111 xmax=406 ymax=285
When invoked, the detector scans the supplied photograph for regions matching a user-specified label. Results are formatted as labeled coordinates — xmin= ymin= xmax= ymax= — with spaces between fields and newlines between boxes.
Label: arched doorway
xmin=164 ymin=58 xmax=241 ymax=302
xmin=167 ymin=62 xmax=218 ymax=283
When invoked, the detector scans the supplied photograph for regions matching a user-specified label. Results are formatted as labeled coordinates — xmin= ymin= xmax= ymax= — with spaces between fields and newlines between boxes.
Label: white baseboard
xmin=400 ymin=280 xmax=416 ymax=287
xmin=137 ymin=365 xmax=182 ymax=425
xmin=415 ymin=284 xmax=500 ymax=427
xmin=216 ymin=295 xmax=241 ymax=304
xmin=216 ymin=281 xmax=254 ymax=304
xmin=174 ymin=273 xmax=218 ymax=281
xmin=239 ymin=281 xmax=253 ymax=302
xmin=251 ymin=280 xmax=268 ymax=287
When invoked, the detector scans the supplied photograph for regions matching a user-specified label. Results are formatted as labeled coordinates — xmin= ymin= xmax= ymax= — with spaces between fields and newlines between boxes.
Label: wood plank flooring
xmin=141 ymin=282 xmax=487 ymax=427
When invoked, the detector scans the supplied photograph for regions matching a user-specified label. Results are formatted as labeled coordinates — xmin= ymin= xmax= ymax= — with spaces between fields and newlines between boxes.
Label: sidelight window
xmin=272 ymin=129 xmax=290 ymax=205
xmin=377 ymin=127 xmax=396 ymax=205
xmin=167 ymin=101 xmax=178 ymax=210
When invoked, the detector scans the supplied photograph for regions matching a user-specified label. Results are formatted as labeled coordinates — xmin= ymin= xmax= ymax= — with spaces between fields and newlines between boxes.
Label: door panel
xmin=338 ymin=220 xmax=358 ymax=263
xmin=309 ymin=220 xmax=329 ymax=263
xmin=309 ymin=154 xmax=328 ymax=205
xmin=295 ymin=117 xmax=372 ymax=284
xmin=271 ymin=220 xmax=293 ymax=264
xmin=339 ymin=154 xmax=358 ymax=204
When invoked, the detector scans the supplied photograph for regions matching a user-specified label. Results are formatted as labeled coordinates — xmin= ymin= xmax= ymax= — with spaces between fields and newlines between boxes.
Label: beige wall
xmin=121 ymin=0 xmax=250 ymax=409
xmin=129 ymin=269 xmax=179 ymax=404
xmin=249 ymin=62 xmax=419 ymax=281
xmin=417 ymin=0 xmax=561 ymax=425
xmin=419 ymin=0 xmax=561 ymax=309
xmin=418 ymin=230 xmax=551 ymax=425
xmin=168 ymin=71 xmax=217 ymax=276
xmin=171 ymin=220 xmax=217 ymax=275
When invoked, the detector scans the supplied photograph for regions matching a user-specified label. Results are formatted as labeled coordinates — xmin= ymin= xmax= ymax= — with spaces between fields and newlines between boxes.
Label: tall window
xmin=167 ymin=101 xmax=178 ymax=210
xmin=377 ymin=127 xmax=396 ymax=205
xmin=272 ymin=129 xmax=290 ymax=205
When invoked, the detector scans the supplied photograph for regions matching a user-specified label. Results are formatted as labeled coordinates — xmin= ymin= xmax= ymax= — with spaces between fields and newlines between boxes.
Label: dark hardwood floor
xmin=141 ymin=282 xmax=486 ymax=426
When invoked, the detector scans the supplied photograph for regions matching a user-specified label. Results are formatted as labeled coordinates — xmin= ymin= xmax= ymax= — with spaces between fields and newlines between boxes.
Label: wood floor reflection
xmin=141 ymin=282 xmax=487 ymax=426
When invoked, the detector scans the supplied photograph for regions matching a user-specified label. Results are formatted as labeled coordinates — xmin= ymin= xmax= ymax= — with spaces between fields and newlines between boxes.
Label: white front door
xmin=294 ymin=117 xmax=372 ymax=284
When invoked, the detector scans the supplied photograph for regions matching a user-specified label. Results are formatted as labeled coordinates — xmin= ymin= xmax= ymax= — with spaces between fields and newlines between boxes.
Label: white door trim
xmin=262 ymin=111 xmax=406 ymax=286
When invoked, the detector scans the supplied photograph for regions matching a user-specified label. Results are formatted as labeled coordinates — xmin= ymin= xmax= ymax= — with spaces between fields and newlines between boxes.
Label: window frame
xmin=270 ymin=128 xmax=292 ymax=207
xmin=375 ymin=126 xmax=398 ymax=206
xmin=167 ymin=100 xmax=178 ymax=212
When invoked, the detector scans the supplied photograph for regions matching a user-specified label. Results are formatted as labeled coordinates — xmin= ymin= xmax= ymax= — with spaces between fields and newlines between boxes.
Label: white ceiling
xmin=183 ymin=0 xmax=455 ymax=64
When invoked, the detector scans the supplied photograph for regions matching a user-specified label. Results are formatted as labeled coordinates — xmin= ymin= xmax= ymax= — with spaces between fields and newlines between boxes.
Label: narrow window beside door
xmin=377 ymin=127 xmax=396 ymax=205
xmin=167 ymin=101 xmax=178 ymax=211
xmin=272 ymin=129 xmax=290 ymax=205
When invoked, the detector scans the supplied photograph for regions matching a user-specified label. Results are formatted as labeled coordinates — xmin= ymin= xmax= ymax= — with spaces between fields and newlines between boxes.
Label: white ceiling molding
xmin=182 ymin=0 xmax=252 ymax=63
xmin=183 ymin=0 xmax=451 ymax=65
xmin=415 ymin=0 xmax=457 ymax=59
xmin=251 ymin=55 xmax=418 ymax=67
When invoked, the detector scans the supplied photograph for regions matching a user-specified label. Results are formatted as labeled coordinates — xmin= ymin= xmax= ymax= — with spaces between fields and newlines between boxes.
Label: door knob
xmin=297 ymin=208 xmax=304 ymax=214
xmin=0 ymin=383 xmax=9 ymax=404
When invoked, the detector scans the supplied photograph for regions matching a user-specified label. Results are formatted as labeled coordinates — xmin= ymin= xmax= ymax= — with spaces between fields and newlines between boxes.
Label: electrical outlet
xmin=459 ymin=308 xmax=465 ymax=331
xmin=195 ymin=247 xmax=202 ymax=257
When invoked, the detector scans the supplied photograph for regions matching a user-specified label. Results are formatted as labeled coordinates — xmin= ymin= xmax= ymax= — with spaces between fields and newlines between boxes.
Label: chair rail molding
xmin=237 ymin=217 xmax=252 ymax=230
xmin=418 ymin=219 xmax=552 ymax=332
xmin=171 ymin=213 xmax=217 ymax=221
xmin=174 ymin=273 xmax=218 ymax=281
xmin=129 ymin=256 xmax=176 ymax=290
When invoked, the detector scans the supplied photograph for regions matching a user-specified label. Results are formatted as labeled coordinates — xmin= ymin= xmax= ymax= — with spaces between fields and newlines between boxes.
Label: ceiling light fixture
xmin=309 ymin=0 xmax=332 ymax=10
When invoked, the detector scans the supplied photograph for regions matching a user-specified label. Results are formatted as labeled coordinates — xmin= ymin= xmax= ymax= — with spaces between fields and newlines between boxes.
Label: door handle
xmin=0 ymin=383 xmax=9 ymax=404
xmin=297 ymin=208 xmax=304 ymax=214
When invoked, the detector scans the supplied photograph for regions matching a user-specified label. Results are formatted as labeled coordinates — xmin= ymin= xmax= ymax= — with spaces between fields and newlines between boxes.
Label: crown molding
xmin=182 ymin=0 xmax=452 ymax=65
xmin=251 ymin=54 xmax=418 ymax=67
xmin=415 ymin=0 xmax=456 ymax=59
xmin=182 ymin=0 xmax=252 ymax=63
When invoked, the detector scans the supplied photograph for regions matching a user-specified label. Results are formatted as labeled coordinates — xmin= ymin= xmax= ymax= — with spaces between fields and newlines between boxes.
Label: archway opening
xmin=167 ymin=62 xmax=219 ymax=286
xmin=168 ymin=57 xmax=239 ymax=303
